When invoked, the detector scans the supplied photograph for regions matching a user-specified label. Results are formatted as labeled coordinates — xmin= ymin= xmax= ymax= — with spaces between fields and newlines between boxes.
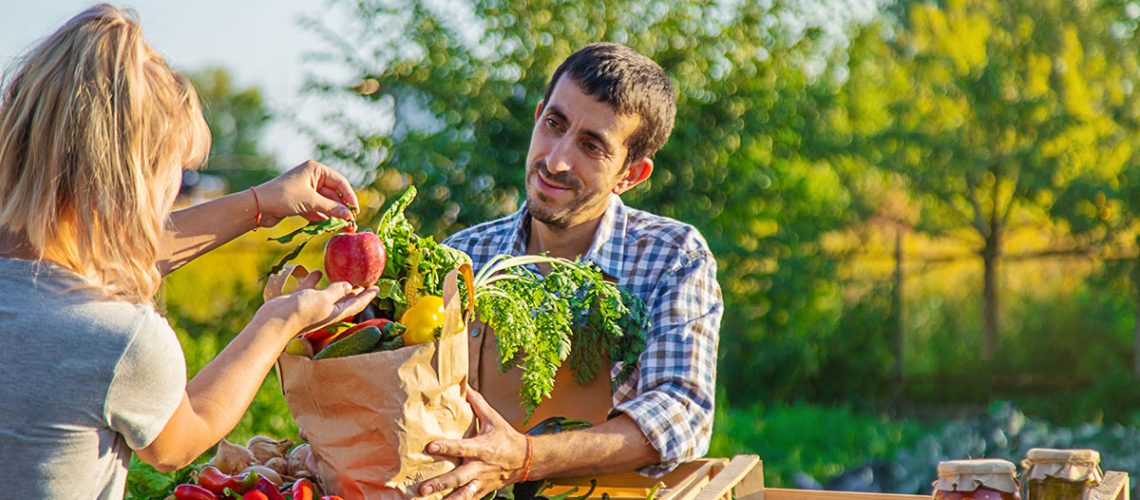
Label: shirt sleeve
xmin=611 ymin=249 xmax=722 ymax=477
xmin=104 ymin=308 xmax=187 ymax=450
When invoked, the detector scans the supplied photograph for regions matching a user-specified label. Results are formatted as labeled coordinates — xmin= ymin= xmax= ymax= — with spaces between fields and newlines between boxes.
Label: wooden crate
xmin=544 ymin=457 xmax=730 ymax=500
xmin=547 ymin=456 xmax=1129 ymax=500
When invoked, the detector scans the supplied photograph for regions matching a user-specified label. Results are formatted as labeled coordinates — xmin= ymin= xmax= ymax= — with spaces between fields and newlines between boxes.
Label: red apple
xmin=323 ymin=229 xmax=385 ymax=287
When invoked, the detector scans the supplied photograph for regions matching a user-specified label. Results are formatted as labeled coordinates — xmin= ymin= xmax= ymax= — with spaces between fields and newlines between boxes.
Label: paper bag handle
xmin=437 ymin=262 xmax=474 ymax=385
xmin=441 ymin=262 xmax=475 ymax=333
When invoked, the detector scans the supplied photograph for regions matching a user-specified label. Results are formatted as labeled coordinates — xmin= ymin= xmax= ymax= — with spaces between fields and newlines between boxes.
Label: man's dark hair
xmin=542 ymin=43 xmax=676 ymax=166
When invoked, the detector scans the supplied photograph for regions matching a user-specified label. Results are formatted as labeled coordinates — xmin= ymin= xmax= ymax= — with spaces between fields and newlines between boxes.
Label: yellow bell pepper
xmin=399 ymin=295 xmax=447 ymax=345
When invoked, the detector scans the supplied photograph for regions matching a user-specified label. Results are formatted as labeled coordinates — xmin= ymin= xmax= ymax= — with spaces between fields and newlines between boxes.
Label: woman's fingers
xmin=324 ymin=283 xmax=379 ymax=324
xmin=311 ymin=163 xmax=359 ymax=210
xmin=296 ymin=269 xmax=323 ymax=290
xmin=263 ymin=265 xmax=311 ymax=301
xmin=294 ymin=184 xmax=351 ymax=223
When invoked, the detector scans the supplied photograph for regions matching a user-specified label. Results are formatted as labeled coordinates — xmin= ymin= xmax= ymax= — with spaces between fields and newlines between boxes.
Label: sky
xmin=0 ymin=0 xmax=326 ymax=166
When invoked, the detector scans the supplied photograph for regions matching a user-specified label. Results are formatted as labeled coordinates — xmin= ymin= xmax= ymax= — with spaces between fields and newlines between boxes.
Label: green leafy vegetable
xmin=125 ymin=455 xmax=196 ymax=500
xmin=374 ymin=278 xmax=408 ymax=318
xmin=374 ymin=187 xmax=470 ymax=302
xmin=472 ymin=255 xmax=650 ymax=417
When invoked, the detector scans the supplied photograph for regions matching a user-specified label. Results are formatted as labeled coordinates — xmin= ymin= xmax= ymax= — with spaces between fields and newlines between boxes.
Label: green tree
xmin=189 ymin=67 xmax=279 ymax=191
xmin=1045 ymin=0 xmax=1140 ymax=376
xmin=300 ymin=0 xmax=882 ymax=407
xmin=847 ymin=0 xmax=1133 ymax=360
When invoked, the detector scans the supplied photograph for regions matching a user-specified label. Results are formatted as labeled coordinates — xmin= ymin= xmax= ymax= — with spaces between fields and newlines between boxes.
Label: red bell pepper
xmin=242 ymin=491 xmax=269 ymax=500
xmin=174 ymin=484 xmax=220 ymax=500
xmin=290 ymin=479 xmax=314 ymax=500
xmin=198 ymin=466 xmax=260 ymax=494
xmin=339 ymin=318 xmax=393 ymax=337
xmin=319 ymin=497 xmax=345 ymax=500
xmin=253 ymin=478 xmax=286 ymax=500
xmin=303 ymin=327 xmax=337 ymax=345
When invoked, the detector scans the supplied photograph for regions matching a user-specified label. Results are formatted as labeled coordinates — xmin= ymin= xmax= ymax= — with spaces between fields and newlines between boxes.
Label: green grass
xmin=709 ymin=401 xmax=928 ymax=488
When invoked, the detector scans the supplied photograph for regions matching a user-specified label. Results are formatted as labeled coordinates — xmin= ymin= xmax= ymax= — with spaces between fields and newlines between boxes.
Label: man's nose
xmin=545 ymin=136 xmax=573 ymax=173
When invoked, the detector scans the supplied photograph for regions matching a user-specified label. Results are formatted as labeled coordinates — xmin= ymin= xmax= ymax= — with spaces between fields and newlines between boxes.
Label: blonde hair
xmin=0 ymin=4 xmax=210 ymax=305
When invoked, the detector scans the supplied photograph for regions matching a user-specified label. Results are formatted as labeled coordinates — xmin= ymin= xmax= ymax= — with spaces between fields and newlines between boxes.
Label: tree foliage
xmin=189 ymin=67 xmax=279 ymax=191
xmin=297 ymin=0 xmax=1140 ymax=412
xmin=300 ymin=0 xmax=892 ymax=408
xmin=846 ymin=0 xmax=1139 ymax=359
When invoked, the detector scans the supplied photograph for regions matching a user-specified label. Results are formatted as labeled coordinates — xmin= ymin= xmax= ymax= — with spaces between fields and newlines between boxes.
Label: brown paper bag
xmin=275 ymin=264 xmax=475 ymax=499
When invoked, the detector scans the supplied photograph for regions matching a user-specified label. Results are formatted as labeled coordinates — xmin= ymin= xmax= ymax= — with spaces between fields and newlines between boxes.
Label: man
xmin=422 ymin=43 xmax=722 ymax=498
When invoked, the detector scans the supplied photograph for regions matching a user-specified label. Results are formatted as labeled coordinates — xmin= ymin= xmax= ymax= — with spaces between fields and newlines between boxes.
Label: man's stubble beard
xmin=526 ymin=159 xmax=595 ymax=230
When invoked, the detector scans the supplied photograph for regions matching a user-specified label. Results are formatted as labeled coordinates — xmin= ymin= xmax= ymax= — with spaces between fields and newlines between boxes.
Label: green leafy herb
xmin=472 ymin=255 xmax=650 ymax=417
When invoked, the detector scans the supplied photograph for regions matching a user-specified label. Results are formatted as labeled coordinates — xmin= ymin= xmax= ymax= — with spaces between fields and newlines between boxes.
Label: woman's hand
xmin=259 ymin=269 xmax=378 ymax=336
xmin=254 ymin=160 xmax=359 ymax=228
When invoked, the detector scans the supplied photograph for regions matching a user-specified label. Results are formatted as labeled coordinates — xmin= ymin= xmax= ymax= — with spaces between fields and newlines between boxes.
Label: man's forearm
xmin=530 ymin=414 xmax=661 ymax=479
xmin=159 ymin=190 xmax=258 ymax=275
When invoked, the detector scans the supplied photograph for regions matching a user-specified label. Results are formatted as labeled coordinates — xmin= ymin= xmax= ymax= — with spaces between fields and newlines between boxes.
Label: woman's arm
xmin=158 ymin=189 xmax=260 ymax=275
xmin=134 ymin=275 xmax=377 ymax=471
xmin=158 ymin=161 xmax=359 ymax=275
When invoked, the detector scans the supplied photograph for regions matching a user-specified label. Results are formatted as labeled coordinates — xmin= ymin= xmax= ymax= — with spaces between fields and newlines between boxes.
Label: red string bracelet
xmin=520 ymin=435 xmax=535 ymax=483
xmin=249 ymin=186 xmax=263 ymax=230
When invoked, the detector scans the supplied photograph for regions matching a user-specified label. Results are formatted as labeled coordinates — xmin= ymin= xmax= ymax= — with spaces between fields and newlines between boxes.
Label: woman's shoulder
xmin=0 ymin=257 xmax=175 ymax=348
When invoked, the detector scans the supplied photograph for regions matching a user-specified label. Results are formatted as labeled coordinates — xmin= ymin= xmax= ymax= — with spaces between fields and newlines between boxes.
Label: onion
xmin=214 ymin=439 xmax=255 ymax=475
xmin=247 ymin=436 xmax=294 ymax=462
xmin=243 ymin=464 xmax=283 ymax=486
xmin=288 ymin=443 xmax=317 ymax=478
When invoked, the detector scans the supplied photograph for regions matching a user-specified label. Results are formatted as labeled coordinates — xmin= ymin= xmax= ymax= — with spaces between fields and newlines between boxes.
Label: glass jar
xmin=933 ymin=459 xmax=1021 ymax=500
xmin=1022 ymin=448 xmax=1102 ymax=500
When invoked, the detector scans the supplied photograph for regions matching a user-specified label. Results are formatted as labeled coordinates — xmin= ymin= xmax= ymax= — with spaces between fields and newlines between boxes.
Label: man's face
xmin=524 ymin=77 xmax=642 ymax=229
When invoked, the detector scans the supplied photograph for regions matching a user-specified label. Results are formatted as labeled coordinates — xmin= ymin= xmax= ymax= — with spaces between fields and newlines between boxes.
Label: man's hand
xmin=420 ymin=388 xmax=528 ymax=500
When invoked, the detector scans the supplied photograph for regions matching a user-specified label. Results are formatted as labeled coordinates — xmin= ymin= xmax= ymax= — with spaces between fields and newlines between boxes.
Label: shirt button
xmin=470 ymin=326 xmax=481 ymax=337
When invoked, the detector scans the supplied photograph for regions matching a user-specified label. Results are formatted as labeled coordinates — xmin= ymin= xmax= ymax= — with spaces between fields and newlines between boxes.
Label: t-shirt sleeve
xmin=103 ymin=308 xmax=187 ymax=450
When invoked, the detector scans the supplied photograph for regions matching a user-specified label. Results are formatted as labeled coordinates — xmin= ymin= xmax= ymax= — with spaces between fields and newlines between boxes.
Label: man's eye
xmin=545 ymin=117 xmax=561 ymax=130
xmin=583 ymin=142 xmax=602 ymax=154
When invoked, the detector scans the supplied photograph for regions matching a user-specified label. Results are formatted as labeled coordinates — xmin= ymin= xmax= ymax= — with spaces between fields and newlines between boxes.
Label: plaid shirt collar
xmin=497 ymin=194 xmax=628 ymax=279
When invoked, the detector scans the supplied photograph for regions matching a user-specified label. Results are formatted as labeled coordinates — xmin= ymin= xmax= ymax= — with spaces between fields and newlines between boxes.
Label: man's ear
xmin=613 ymin=158 xmax=654 ymax=195
xmin=534 ymin=100 xmax=545 ymax=121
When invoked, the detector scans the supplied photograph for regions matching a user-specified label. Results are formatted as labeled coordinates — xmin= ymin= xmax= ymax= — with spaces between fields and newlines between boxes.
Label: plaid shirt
xmin=443 ymin=194 xmax=722 ymax=476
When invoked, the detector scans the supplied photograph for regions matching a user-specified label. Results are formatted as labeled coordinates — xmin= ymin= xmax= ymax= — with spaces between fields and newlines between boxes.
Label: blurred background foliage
xmin=147 ymin=0 xmax=1140 ymax=494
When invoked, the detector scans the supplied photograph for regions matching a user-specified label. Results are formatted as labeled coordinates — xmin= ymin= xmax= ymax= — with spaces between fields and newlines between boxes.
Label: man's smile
xmin=536 ymin=172 xmax=572 ymax=195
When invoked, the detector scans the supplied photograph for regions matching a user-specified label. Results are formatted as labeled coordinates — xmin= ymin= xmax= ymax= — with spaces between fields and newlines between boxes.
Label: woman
xmin=0 ymin=5 xmax=378 ymax=497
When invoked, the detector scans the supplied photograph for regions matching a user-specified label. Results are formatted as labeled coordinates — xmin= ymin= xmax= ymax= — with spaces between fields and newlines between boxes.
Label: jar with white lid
xmin=933 ymin=459 xmax=1021 ymax=500
xmin=1022 ymin=448 xmax=1102 ymax=500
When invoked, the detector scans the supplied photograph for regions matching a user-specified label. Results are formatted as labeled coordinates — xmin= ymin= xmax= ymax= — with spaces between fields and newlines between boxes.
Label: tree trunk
xmin=982 ymin=231 xmax=1001 ymax=360
xmin=891 ymin=230 xmax=905 ymax=415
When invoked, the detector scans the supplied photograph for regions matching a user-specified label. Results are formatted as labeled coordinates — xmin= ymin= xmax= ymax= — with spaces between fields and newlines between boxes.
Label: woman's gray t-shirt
xmin=0 ymin=258 xmax=186 ymax=498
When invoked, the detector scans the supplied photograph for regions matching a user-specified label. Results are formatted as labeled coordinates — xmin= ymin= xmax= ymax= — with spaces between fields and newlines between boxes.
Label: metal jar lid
xmin=1023 ymin=448 xmax=1103 ymax=485
xmin=935 ymin=459 xmax=1019 ymax=493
